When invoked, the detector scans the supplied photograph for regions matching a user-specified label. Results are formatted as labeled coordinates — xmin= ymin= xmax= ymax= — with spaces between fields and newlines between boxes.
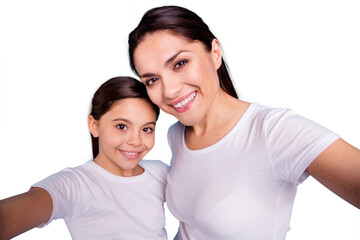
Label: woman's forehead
xmin=134 ymin=32 xmax=204 ymax=63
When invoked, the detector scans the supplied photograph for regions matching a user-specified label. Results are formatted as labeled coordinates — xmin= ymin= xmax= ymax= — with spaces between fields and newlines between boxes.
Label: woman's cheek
xmin=147 ymin=89 xmax=163 ymax=107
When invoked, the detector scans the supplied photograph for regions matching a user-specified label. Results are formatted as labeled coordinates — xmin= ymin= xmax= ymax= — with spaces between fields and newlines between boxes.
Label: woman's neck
xmin=185 ymin=90 xmax=250 ymax=150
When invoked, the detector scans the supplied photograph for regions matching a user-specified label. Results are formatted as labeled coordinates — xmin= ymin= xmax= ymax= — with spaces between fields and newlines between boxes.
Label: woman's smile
xmin=134 ymin=31 xmax=222 ymax=126
xmin=170 ymin=91 xmax=197 ymax=113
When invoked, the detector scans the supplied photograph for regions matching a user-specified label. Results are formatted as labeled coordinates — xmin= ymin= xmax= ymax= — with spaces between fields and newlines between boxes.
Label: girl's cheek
xmin=145 ymin=135 xmax=155 ymax=149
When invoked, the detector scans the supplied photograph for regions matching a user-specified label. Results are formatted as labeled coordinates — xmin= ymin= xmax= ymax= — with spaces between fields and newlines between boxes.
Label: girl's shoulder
xmin=140 ymin=160 xmax=170 ymax=184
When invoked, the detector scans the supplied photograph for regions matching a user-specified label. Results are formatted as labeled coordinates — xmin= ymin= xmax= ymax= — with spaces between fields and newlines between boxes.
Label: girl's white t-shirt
xmin=33 ymin=160 xmax=169 ymax=240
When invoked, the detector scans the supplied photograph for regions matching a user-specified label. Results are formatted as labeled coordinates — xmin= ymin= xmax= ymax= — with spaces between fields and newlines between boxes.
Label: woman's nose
xmin=162 ymin=76 xmax=182 ymax=99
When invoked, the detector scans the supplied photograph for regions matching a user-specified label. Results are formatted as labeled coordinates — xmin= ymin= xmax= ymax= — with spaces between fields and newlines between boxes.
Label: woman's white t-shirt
xmin=166 ymin=103 xmax=339 ymax=240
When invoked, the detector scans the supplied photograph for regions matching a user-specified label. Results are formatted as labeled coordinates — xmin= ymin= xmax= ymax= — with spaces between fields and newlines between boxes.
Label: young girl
xmin=0 ymin=76 xmax=169 ymax=239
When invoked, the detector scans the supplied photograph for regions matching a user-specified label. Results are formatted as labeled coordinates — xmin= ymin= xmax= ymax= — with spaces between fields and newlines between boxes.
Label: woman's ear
xmin=211 ymin=39 xmax=222 ymax=70
xmin=88 ymin=115 xmax=99 ymax=138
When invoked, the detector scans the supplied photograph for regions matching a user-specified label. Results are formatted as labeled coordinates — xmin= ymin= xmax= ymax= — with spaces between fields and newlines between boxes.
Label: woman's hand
xmin=306 ymin=138 xmax=360 ymax=209
xmin=0 ymin=187 xmax=52 ymax=240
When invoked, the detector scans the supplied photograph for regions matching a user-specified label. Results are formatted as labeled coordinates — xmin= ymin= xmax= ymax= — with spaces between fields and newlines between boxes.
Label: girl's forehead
xmin=98 ymin=100 xmax=156 ymax=126
xmin=109 ymin=98 xmax=151 ymax=110
xmin=109 ymin=99 xmax=156 ymax=116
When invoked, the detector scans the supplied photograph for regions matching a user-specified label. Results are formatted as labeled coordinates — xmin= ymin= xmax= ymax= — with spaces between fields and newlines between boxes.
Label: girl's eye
xmin=117 ymin=124 xmax=127 ymax=130
xmin=143 ymin=127 xmax=153 ymax=133
xmin=174 ymin=60 xmax=188 ymax=69
xmin=146 ymin=78 xmax=158 ymax=86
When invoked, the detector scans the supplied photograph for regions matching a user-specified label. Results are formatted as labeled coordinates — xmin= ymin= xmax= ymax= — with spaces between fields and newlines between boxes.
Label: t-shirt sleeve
xmin=32 ymin=169 xmax=78 ymax=226
xmin=263 ymin=108 xmax=340 ymax=184
xmin=142 ymin=160 xmax=170 ymax=185
xmin=167 ymin=121 xmax=184 ymax=167
xmin=167 ymin=121 xmax=181 ymax=150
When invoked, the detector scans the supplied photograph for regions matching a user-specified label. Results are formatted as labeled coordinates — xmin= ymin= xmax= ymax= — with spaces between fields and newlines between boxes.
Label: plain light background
xmin=0 ymin=0 xmax=359 ymax=239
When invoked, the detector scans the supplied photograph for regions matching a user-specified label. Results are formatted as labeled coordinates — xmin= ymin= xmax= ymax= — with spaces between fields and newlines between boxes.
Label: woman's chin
xmin=176 ymin=115 xmax=202 ymax=127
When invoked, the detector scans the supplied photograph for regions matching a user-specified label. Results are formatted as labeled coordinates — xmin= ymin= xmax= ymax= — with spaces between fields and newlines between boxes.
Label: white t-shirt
xmin=166 ymin=103 xmax=339 ymax=240
xmin=33 ymin=160 xmax=169 ymax=240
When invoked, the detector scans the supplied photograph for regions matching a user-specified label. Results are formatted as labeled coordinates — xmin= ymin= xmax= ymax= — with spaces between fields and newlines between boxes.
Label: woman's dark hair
xmin=89 ymin=76 xmax=160 ymax=158
xmin=128 ymin=5 xmax=238 ymax=99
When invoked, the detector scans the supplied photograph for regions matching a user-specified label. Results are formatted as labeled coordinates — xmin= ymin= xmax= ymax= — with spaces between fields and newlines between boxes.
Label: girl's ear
xmin=88 ymin=115 xmax=99 ymax=138
xmin=211 ymin=38 xmax=222 ymax=70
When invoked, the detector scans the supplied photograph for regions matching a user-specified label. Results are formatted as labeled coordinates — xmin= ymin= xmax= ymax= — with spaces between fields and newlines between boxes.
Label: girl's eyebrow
xmin=144 ymin=121 xmax=157 ymax=126
xmin=112 ymin=118 xmax=129 ymax=122
xmin=113 ymin=118 xmax=156 ymax=126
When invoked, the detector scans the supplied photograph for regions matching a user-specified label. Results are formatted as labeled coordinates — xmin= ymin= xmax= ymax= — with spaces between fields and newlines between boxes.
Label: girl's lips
xmin=170 ymin=92 xmax=197 ymax=113
xmin=119 ymin=150 xmax=141 ymax=160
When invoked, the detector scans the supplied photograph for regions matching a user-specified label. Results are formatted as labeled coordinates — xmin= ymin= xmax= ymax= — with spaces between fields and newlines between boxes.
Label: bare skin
xmin=307 ymin=138 xmax=360 ymax=208
xmin=184 ymin=91 xmax=250 ymax=150
xmin=0 ymin=187 xmax=52 ymax=240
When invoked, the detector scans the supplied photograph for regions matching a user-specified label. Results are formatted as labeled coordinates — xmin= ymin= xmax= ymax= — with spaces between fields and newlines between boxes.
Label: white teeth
xmin=124 ymin=152 xmax=138 ymax=156
xmin=173 ymin=92 xmax=196 ymax=109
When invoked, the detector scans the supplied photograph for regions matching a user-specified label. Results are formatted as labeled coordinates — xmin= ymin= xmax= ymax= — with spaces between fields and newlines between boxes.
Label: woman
xmin=128 ymin=5 xmax=360 ymax=240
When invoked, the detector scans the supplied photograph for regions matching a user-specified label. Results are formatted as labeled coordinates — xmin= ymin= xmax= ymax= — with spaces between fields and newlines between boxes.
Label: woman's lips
xmin=170 ymin=92 xmax=197 ymax=113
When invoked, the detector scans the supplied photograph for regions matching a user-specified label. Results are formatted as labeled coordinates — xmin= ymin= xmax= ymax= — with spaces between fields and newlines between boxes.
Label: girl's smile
xmin=88 ymin=98 xmax=157 ymax=177
xmin=119 ymin=150 xmax=142 ymax=160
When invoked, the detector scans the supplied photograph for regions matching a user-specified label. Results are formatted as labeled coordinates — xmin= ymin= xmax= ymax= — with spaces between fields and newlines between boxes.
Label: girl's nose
xmin=127 ymin=132 xmax=142 ymax=146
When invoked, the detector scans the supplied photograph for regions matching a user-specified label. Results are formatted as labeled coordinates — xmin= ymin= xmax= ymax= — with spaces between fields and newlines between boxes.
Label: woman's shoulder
xmin=168 ymin=121 xmax=183 ymax=133
xmin=246 ymin=102 xmax=296 ymax=122
xmin=167 ymin=121 xmax=185 ymax=146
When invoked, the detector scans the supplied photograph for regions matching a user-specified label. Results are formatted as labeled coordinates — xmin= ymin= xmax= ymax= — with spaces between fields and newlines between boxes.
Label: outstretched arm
xmin=0 ymin=187 xmax=52 ymax=240
xmin=306 ymin=138 xmax=360 ymax=209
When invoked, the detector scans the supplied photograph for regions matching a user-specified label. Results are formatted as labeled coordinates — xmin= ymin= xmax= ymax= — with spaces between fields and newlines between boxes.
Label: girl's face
xmin=88 ymin=98 xmax=157 ymax=177
xmin=133 ymin=31 xmax=222 ymax=126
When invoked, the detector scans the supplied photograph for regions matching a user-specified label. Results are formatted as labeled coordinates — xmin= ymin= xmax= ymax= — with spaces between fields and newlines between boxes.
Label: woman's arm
xmin=0 ymin=187 xmax=52 ymax=240
xmin=306 ymin=138 xmax=360 ymax=209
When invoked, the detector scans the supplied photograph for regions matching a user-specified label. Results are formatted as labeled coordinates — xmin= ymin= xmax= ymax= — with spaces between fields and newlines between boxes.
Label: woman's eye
xmin=146 ymin=78 xmax=158 ymax=86
xmin=143 ymin=127 xmax=153 ymax=133
xmin=117 ymin=124 xmax=127 ymax=130
xmin=174 ymin=60 xmax=188 ymax=69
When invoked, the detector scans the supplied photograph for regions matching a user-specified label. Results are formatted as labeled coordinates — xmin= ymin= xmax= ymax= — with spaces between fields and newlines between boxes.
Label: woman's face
xmin=133 ymin=31 xmax=222 ymax=126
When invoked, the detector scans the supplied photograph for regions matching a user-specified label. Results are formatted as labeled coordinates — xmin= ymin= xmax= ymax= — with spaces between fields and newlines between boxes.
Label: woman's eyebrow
xmin=139 ymin=50 xmax=190 ymax=79
xmin=165 ymin=50 xmax=190 ymax=66
xmin=139 ymin=73 xmax=156 ymax=79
